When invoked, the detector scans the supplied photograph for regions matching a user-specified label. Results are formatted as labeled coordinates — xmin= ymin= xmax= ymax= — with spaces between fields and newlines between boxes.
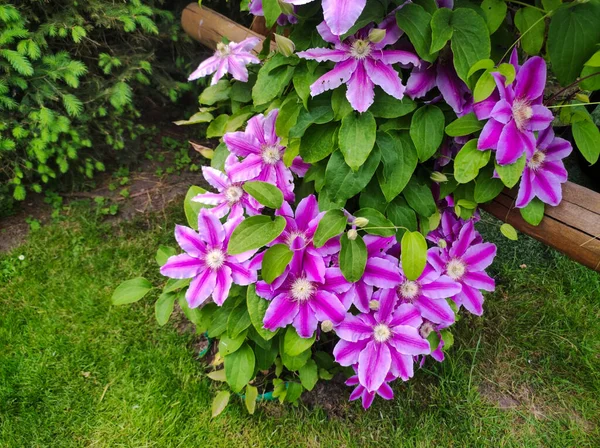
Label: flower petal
xmin=197 ymin=209 xmax=225 ymax=246
xmin=346 ymin=62 xmax=375 ymax=112
xmin=358 ymin=340 xmax=391 ymax=392
xmin=457 ymin=284 xmax=484 ymax=315
xmin=226 ymin=260 xmax=256 ymax=285
xmin=309 ymin=58 xmax=358 ymax=97
xmin=322 ymin=0 xmax=367 ymax=36
xmin=263 ymin=294 xmax=299 ymax=330
xmin=363 ymin=257 xmax=402 ymax=289
xmin=515 ymin=169 xmax=535 ymax=208
xmin=311 ymin=291 xmax=346 ymax=323
xmin=420 ymin=275 xmax=462 ymax=299
xmin=297 ymin=47 xmax=350 ymax=62
xmin=389 ymin=303 xmax=423 ymax=328
xmin=174 ymin=225 xmax=207 ymax=258
xmin=462 ymin=270 xmax=495 ymax=291
xmin=389 ymin=325 xmax=431 ymax=355
xmin=333 ymin=339 xmax=367 ymax=366
xmin=497 ymin=119 xmax=534 ymax=165
xmin=212 ymin=266 xmax=233 ymax=305
xmin=374 ymin=50 xmax=420 ymax=67
xmin=463 ymin=243 xmax=497 ymax=271
xmin=223 ymin=132 xmax=261 ymax=157
xmin=544 ymin=137 xmax=572 ymax=161
xmin=227 ymin=153 xmax=264 ymax=183
xmin=160 ymin=253 xmax=203 ymax=279
xmin=389 ymin=349 xmax=414 ymax=381
xmin=414 ymin=295 xmax=455 ymax=325
xmin=295 ymin=194 xmax=319 ymax=230
xmin=294 ymin=302 xmax=319 ymax=338
xmin=532 ymin=171 xmax=562 ymax=206
xmin=186 ymin=269 xmax=217 ymax=308
xmin=515 ymin=56 xmax=546 ymax=101
xmin=188 ymin=56 xmax=220 ymax=81
xmin=365 ymin=58 xmax=405 ymax=100
xmin=335 ymin=314 xmax=373 ymax=341
xmin=405 ymin=65 xmax=436 ymax=99
xmin=489 ymin=99 xmax=513 ymax=124
xmin=477 ymin=118 xmax=504 ymax=150
xmin=526 ymin=105 xmax=554 ymax=131
xmin=202 ymin=166 xmax=229 ymax=191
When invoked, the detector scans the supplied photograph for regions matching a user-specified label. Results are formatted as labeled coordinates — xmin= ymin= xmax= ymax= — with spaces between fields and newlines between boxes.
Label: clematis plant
xmin=113 ymin=0 xmax=599 ymax=414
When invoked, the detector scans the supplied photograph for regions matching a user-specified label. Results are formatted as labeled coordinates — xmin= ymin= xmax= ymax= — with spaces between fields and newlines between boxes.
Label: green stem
xmin=361 ymin=225 xmax=408 ymax=232
xmin=504 ymin=0 xmax=546 ymax=13
xmin=547 ymin=102 xmax=600 ymax=109
xmin=500 ymin=11 xmax=551 ymax=64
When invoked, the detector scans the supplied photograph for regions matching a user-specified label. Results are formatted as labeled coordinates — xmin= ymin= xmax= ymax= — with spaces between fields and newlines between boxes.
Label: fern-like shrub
xmin=0 ymin=1 xmax=197 ymax=214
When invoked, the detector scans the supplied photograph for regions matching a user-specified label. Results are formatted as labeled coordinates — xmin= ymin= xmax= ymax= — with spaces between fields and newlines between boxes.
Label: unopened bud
xmin=347 ymin=229 xmax=358 ymax=240
xmin=437 ymin=239 xmax=447 ymax=249
xmin=369 ymin=300 xmax=380 ymax=311
xmin=575 ymin=93 xmax=590 ymax=103
xmin=275 ymin=34 xmax=296 ymax=57
xmin=321 ymin=320 xmax=334 ymax=332
xmin=368 ymin=28 xmax=386 ymax=43
xmin=354 ymin=217 xmax=369 ymax=228
xmin=278 ymin=0 xmax=294 ymax=15
xmin=430 ymin=171 xmax=448 ymax=183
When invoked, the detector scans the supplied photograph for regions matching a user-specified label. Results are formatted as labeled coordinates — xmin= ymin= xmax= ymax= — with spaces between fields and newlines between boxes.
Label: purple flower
xmin=429 ymin=221 xmax=496 ymax=316
xmin=426 ymin=208 xmax=481 ymax=249
xmin=188 ymin=38 xmax=260 ymax=85
xmin=192 ymin=154 xmax=263 ymax=220
xmin=393 ymin=260 xmax=462 ymax=326
xmin=248 ymin=0 xmax=297 ymax=25
xmin=342 ymin=235 xmax=402 ymax=313
xmin=476 ymin=57 xmax=554 ymax=165
xmin=160 ymin=210 xmax=257 ymax=307
xmin=223 ymin=109 xmax=309 ymax=201
xmin=298 ymin=20 xmax=419 ymax=112
xmin=406 ymin=62 xmax=473 ymax=117
xmin=283 ymin=0 xmax=368 ymax=36
xmin=334 ymin=293 xmax=430 ymax=392
xmin=258 ymin=264 xmax=348 ymax=338
xmin=346 ymin=368 xmax=395 ymax=409
xmin=516 ymin=126 xmax=572 ymax=208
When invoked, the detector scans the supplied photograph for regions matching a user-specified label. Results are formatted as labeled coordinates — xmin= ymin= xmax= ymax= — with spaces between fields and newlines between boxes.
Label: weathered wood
xmin=181 ymin=4 xmax=276 ymax=53
xmin=180 ymin=3 xmax=600 ymax=272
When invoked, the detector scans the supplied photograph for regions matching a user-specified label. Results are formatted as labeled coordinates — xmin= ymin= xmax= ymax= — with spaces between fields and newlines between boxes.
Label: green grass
xmin=0 ymin=203 xmax=599 ymax=447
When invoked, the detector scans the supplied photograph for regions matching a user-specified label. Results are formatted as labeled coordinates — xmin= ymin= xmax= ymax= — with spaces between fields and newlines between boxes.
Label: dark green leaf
xmin=228 ymin=216 xmax=286 ymax=255
xmin=481 ymin=0 xmax=507 ymax=34
xmin=298 ymin=359 xmax=318 ymax=391
xmin=450 ymin=8 xmax=492 ymax=83
xmin=155 ymin=245 xmax=176 ymax=267
xmin=224 ymin=344 xmax=255 ymax=393
xmin=322 ymin=148 xmax=381 ymax=202
xmin=572 ymin=119 xmax=600 ymax=165
xmin=445 ymin=112 xmax=484 ymax=137
xmin=219 ymin=330 xmax=248 ymax=356
xmin=396 ymin=4 xmax=437 ymax=62
xmin=369 ymin=90 xmax=416 ymax=118
xmin=354 ymin=208 xmax=396 ymax=237
xmin=227 ymin=305 xmax=252 ymax=339
xmin=184 ymin=186 xmax=209 ymax=230
xmin=314 ymin=209 xmax=347 ymax=248
xmin=495 ymin=154 xmax=526 ymax=188
xmin=474 ymin=169 xmax=504 ymax=203
xmin=284 ymin=326 xmax=316 ymax=355
xmin=386 ymin=197 xmax=418 ymax=240
xmin=410 ymin=105 xmax=445 ymax=162
xmin=299 ymin=122 xmax=338 ymax=163
xmin=403 ymin=176 xmax=437 ymax=217
xmin=339 ymin=112 xmax=377 ymax=171
xmin=247 ymin=284 xmax=278 ymax=340
xmin=377 ymin=131 xmax=418 ymax=202
xmin=514 ymin=7 xmax=545 ymax=56
xmin=285 ymin=382 xmax=304 ymax=403
xmin=430 ymin=7 xmax=453 ymax=53
xmin=155 ymin=292 xmax=176 ymax=326
xmin=454 ymin=139 xmax=490 ymax=184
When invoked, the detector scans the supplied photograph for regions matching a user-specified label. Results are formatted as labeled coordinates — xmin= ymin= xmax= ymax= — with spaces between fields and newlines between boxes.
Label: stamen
xmin=290 ymin=278 xmax=315 ymax=302
xmin=205 ymin=249 xmax=226 ymax=270
xmin=216 ymin=42 xmax=231 ymax=57
xmin=527 ymin=150 xmax=546 ymax=170
xmin=261 ymin=145 xmax=281 ymax=165
xmin=373 ymin=323 xmax=391 ymax=343
xmin=512 ymin=98 xmax=533 ymax=131
xmin=446 ymin=258 xmax=466 ymax=281
xmin=399 ymin=280 xmax=420 ymax=300
xmin=350 ymin=40 xmax=372 ymax=60
xmin=224 ymin=185 xmax=244 ymax=204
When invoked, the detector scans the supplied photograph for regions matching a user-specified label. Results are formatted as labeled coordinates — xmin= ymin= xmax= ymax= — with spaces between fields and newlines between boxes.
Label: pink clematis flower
xmin=429 ymin=220 xmax=497 ymax=316
xmin=258 ymin=264 xmax=348 ymax=338
xmin=188 ymin=37 xmax=260 ymax=85
xmin=515 ymin=126 xmax=572 ymax=208
xmin=223 ymin=109 xmax=309 ymax=201
xmin=346 ymin=368 xmax=395 ymax=409
xmin=160 ymin=210 xmax=257 ymax=307
xmin=476 ymin=57 xmax=554 ymax=165
xmin=192 ymin=154 xmax=263 ymax=220
xmin=298 ymin=20 xmax=419 ymax=112
xmin=334 ymin=293 xmax=430 ymax=392
xmin=392 ymin=260 xmax=462 ymax=326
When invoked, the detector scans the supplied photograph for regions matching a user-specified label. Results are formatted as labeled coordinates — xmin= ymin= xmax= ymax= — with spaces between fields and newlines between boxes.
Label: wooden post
xmin=180 ymin=3 xmax=600 ymax=272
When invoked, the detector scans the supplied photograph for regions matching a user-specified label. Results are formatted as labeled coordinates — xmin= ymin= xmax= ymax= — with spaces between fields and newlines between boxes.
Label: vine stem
xmin=505 ymin=0 xmax=546 ymax=13
xmin=547 ymin=102 xmax=600 ymax=109
xmin=544 ymin=72 xmax=600 ymax=106
xmin=499 ymin=11 xmax=551 ymax=64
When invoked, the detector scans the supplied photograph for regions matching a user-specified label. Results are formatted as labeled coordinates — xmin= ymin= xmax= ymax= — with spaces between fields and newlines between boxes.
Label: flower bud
xmin=368 ymin=28 xmax=386 ymax=43
xmin=437 ymin=239 xmax=447 ymax=249
xmin=275 ymin=34 xmax=295 ymax=57
xmin=430 ymin=171 xmax=448 ymax=183
xmin=369 ymin=300 xmax=380 ymax=311
xmin=354 ymin=217 xmax=369 ymax=228
xmin=278 ymin=0 xmax=294 ymax=15
xmin=321 ymin=320 xmax=334 ymax=332
xmin=347 ymin=229 xmax=358 ymax=240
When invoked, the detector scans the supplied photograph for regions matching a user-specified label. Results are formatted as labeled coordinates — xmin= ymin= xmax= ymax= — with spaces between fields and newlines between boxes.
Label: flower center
xmin=528 ymin=150 xmax=546 ymax=170
xmin=286 ymin=230 xmax=306 ymax=246
xmin=419 ymin=320 xmax=435 ymax=339
xmin=446 ymin=258 xmax=466 ymax=281
xmin=373 ymin=323 xmax=391 ymax=343
xmin=216 ymin=42 xmax=231 ymax=57
xmin=261 ymin=145 xmax=281 ymax=165
xmin=290 ymin=278 xmax=315 ymax=302
xmin=224 ymin=185 xmax=244 ymax=204
xmin=205 ymin=249 xmax=226 ymax=270
xmin=350 ymin=39 xmax=372 ymax=59
xmin=399 ymin=280 xmax=420 ymax=300
xmin=512 ymin=98 xmax=533 ymax=131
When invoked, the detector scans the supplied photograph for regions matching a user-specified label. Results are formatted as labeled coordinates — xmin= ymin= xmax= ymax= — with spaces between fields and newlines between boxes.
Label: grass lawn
xmin=1 ymin=201 xmax=599 ymax=447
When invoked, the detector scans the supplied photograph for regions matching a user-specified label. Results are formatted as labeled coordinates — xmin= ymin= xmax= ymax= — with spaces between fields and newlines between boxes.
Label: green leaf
xmin=548 ymin=2 xmax=600 ymax=85
xmin=262 ymin=0 xmax=282 ymax=27
xmin=495 ymin=154 xmax=526 ymax=188
xmin=247 ymin=284 xmax=278 ymax=340
xmin=467 ymin=59 xmax=495 ymax=79
xmin=184 ymin=186 xmax=208 ymax=230
xmin=227 ymin=304 xmax=252 ymax=339
xmin=454 ymin=140 xmax=491 ymax=184
xmin=280 ymin=338 xmax=312 ymax=371
xmin=199 ymin=80 xmax=230 ymax=105
xmin=386 ymin=197 xmax=418 ymax=240
xmin=481 ymin=0 xmax=507 ymax=34
xmin=331 ymin=88 xmax=354 ymax=119
xmin=474 ymin=168 xmax=504 ymax=203
xmin=254 ymin=338 xmax=278 ymax=369
xmin=396 ymin=4 xmax=436 ymax=62
xmin=580 ymin=65 xmax=600 ymax=91
xmin=500 ymin=223 xmax=518 ymax=241
xmin=376 ymin=131 xmax=418 ymax=202
xmin=572 ymin=119 xmax=600 ymax=165
xmin=252 ymin=55 xmax=296 ymax=106
xmin=322 ymin=148 xmax=381 ymax=203
xmin=339 ymin=233 xmax=367 ymax=282
xmin=228 ymin=216 xmax=286 ymax=255
xmin=445 ymin=113 xmax=484 ymax=137
xmin=276 ymin=96 xmax=302 ymax=138
xmin=514 ymin=7 xmax=545 ymax=56
xmin=243 ymin=181 xmax=284 ymax=209
xmin=450 ymin=8 xmax=492 ymax=83
xmin=285 ymin=382 xmax=304 ymax=403
xmin=401 ymin=231 xmax=428 ymax=281
xmin=298 ymin=359 xmax=318 ymax=391
xmin=410 ymin=105 xmax=445 ymax=162
xmin=339 ymin=112 xmax=377 ymax=171
xmin=284 ymin=326 xmax=316 ymax=355
xmin=163 ymin=278 xmax=191 ymax=294
xmin=155 ymin=245 xmax=176 ymax=267
xmin=262 ymin=244 xmax=293 ymax=284
xmin=299 ymin=122 xmax=338 ymax=163
xmin=314 ymin=210 xmax=347 ymax=248
xmin=543 ymin=0 xmax=562 ymax=12
xmin=111 ymin=278 xmax=152 ymax=305
xmin=440 ymin=329 xmax=454 ymax=351
xmin=430 ymin=7 xmax=453 ymax=53
xmin=369 ymin=90 xmax=416 ymax=118
xmin=155 ymin=292 xmax=176 ymax=326
xmin=224 ymin=343 xmax=255 ymax=393
xmin=473 ymin=70 xmax=496 ymax=103
xmin=219 ymin=330 xmax=248 ymax=356
xmin=290 ymin=97 xmax=334 ymax=138
xmin=354 ymin=208 xmax=395 ymax=237
xmin=207 ymin=370 xmax=227 ymax=382
xmin=403 ymin=176 xmax=437 ymax=218
xmin=211 ymin=391 xmax=230 ymax=417
xmin=245 ymin=385 xmax=258 ymax=414
xmin=520 ymin=198 xmax=545 ymax=226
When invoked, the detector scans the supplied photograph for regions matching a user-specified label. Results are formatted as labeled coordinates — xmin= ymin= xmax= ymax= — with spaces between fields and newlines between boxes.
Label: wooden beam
xmin=180 ymin=3 xmax=600 ymax=273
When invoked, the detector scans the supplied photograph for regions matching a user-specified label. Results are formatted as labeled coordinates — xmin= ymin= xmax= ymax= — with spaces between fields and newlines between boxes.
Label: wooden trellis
xmin=181 ymin=3 xmax=600 ymax=272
